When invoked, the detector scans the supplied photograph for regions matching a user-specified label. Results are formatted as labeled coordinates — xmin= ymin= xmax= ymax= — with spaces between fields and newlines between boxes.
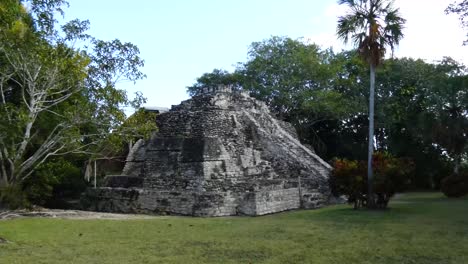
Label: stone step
xmin=103 ymin=175 xmax=143 ymax=188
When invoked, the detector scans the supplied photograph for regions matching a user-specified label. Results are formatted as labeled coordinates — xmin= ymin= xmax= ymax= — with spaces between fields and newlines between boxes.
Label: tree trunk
xmin=454 ymin=154 xmax=461 ymax=175
xmin=367 ymin=64 xmax=376 ymax=209
xmin=128 ymin=140 xmax=133 ymax=152
xmin=0 ymin=152 xmax=9 ymax=187
xmin=0 ymin=176 xmax=8 ymax=188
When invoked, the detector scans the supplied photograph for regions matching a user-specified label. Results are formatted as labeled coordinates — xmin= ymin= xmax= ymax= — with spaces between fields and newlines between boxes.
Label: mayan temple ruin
xmin=82 ymin=85 xmax=333 ymax=216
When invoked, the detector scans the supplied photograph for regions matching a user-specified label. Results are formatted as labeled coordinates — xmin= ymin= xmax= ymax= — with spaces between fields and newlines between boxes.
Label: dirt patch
xmin=0 ymin=209 xmax=160 ymax=220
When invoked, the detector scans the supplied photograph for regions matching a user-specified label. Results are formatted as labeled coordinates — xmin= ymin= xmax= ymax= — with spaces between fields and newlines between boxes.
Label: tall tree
xmin=0 ymin=0 xmax=146 ymax=188
xmin=239 ymin=37 xmax=357 ymax=130
xmin=336 ymin=0 xmax=405 ymax=208
xmin=428 ymin=58 xmax=468 ymax=175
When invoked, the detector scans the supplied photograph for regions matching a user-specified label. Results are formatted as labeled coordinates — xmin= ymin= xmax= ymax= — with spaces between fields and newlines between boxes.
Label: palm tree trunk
xmin=367 ymin=64 xmax=376 ymax=209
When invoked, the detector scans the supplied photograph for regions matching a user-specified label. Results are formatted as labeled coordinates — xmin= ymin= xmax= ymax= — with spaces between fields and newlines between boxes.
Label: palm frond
xmin=337 ymin=0 xmax=357 ymax=8
xmin=336 ymin=0 xmax=405 ymax=66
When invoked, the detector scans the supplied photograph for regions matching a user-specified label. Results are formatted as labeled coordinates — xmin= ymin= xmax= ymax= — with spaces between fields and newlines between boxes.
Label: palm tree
xmin=336 ymin=0 xmax=405 ymax=208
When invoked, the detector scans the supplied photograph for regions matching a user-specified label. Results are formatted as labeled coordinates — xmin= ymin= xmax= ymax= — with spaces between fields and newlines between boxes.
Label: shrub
xmin=0 ymin=184 xmax=30 ymax=210
xmin=330 ymin=152 xmax=413 ymax=209
xmin=372 ymin=152 xmax=413 ymax=208
xmin=329 ymin=158 xmax=366 ymax=209
xmin=23 ymin=158 xmax=85 ymax=207
xmin=441 ymin=170 xmax=468 ymax=198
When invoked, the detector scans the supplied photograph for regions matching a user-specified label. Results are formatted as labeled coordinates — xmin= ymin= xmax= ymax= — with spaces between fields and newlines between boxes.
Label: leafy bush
xmin=0 ymin=184 xmax=30 ymax=210
xmin=372 ymin=152 xmax=413 ymax=208
xmin=441 ymin=170 xmax=468 ymax=198
xmin=329 ymin=159 xmax=367 ymax=209
xmin=22 ymin=159 xmax=85 ymax=207
xmin=330 ymin=152 xmax=413 ymax=209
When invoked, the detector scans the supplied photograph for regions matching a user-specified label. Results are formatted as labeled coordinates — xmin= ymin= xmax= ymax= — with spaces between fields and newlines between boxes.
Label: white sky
xmin=63 ymin=0 xmax=468 ymax=111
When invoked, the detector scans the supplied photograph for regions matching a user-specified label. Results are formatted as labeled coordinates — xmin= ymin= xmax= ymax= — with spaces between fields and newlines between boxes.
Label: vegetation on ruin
xmin=0 ymin=0 xmax=153 ymax=208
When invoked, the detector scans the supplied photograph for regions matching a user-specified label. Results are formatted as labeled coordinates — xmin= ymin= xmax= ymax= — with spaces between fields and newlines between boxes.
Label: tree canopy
xmin=0 ymin=0 xmax=146 ymax=193
xmin=188 ymin=36 xmax=467 ymax=190
xmin=446 ymin=0 xmax=468 ymax=45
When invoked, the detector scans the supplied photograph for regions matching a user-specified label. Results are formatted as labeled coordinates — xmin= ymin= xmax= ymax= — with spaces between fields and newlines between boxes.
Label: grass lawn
xmin=0 ymin=192 xmax=467 ymax=264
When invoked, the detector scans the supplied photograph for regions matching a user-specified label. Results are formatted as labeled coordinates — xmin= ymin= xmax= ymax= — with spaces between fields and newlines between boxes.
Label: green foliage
xmin=121 ymin=108 xmax=158 ymax=139
xmin=336 ymin=0 xmax=405 ymax=67
xmin=337 ymin=0 xmax=406 ymax=208
xmin=188 ymin=36 xmax=466 ymax=191
xmin=0 ymin=0 xmax=146 ymax=195
xmin=441 ymin=168 xmax=468 ymax=197
xmin=22 ymin=159 xmax=83 ymax=206
xmin=330 ymin=152 xmax=413 ymax=209
xmin=330 ymin=158 xmax=366 ymax=208
xmin=0 ymin=0 xmax=33 ymax=37
xmin=240 ymin=37 xmax=339 ymax=121
xmin=372 ymin=152 xmax=413 ymax=206
xmin=105 ymin=108 xmax=158 ymax=156
xmin=188 ymin=37 xmax=355 ymax=123
xmin=26 ymin=0 xmax=69 ymax=36
xmin=377 ymin=57 xmax=467 ymax=178
xmin=0 ymin=184 xmax=29 ymax=210
xmin=187 ymin=69 xmax=242 ymax=96
xmin=322 ymin=56 xmax=467 ymax=187
xmin=373 ymin=57 xmax=466 ymax=187
xmin=427 ymin=58 xmax=468 ymax=174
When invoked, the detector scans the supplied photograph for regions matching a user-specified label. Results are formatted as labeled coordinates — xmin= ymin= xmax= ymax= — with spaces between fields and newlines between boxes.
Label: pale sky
xmin=62 ymin=0 xmax=468 ymax=111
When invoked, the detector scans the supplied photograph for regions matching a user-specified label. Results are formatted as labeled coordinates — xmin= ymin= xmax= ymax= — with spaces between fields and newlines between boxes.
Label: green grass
xmin=1 ymin=192 xmax=467 ymax=264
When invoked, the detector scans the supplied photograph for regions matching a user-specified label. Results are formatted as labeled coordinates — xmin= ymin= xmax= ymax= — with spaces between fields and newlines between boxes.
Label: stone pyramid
xmin=82 ymin=86 xmax=332 ymax=216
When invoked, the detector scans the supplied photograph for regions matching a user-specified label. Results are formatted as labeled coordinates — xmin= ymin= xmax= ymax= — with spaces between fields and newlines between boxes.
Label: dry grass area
xmin=0 ymin=209 xmax=158 ymax=220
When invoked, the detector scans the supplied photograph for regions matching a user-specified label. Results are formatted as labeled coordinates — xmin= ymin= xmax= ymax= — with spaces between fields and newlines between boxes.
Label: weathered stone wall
xmin=82 ymin=85 xmax=332 ymax=216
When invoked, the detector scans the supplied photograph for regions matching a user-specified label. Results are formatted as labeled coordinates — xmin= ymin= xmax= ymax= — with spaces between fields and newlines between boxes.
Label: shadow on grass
xmin=393 ymin=192 xmax=467 ymax=202
xmin=202 ymin=247 xmax=271 ymax=263
xmin=324 ymin=207 xmax=404 ymax=218
xmin=373 ymin=255 xmax=452 ymax=264
xmin=182 ymin=240 xmax=272 ymax=263
xmin=281 ymin=192 xmax=457 ymax=224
